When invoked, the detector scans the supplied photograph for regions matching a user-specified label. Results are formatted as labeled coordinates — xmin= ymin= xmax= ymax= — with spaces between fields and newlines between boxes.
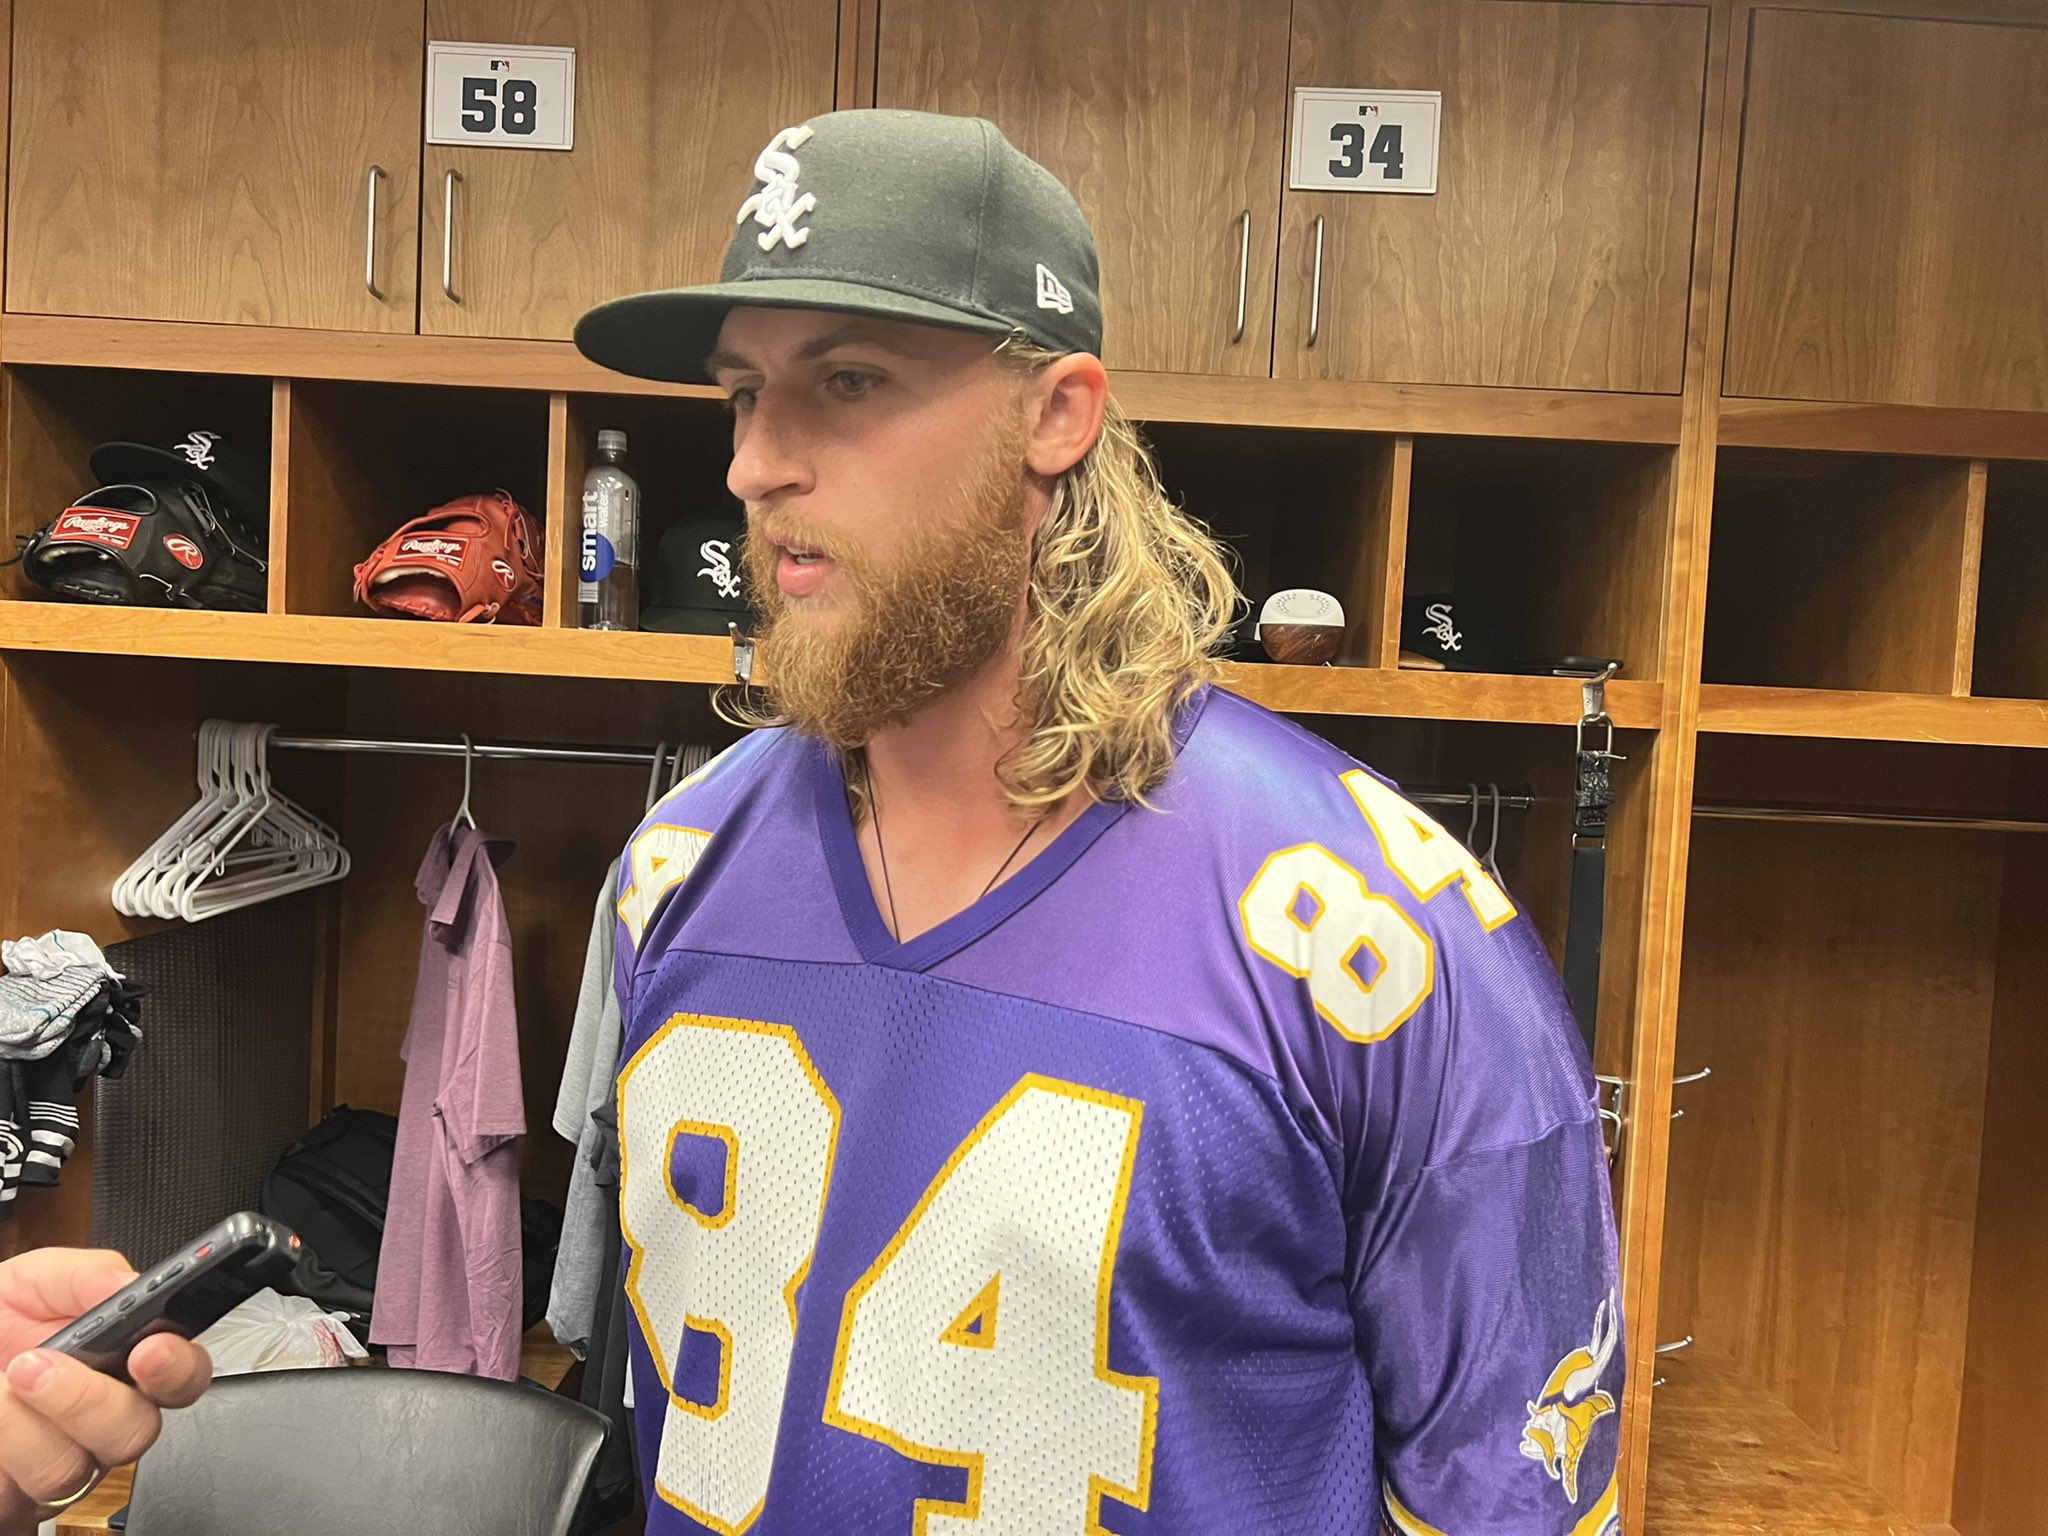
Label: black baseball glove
xmin=14 ymin=478 xmax=267 ymax=611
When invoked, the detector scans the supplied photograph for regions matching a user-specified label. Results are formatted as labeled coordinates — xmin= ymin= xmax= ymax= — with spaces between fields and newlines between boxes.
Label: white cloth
xmin=1 ymin=931 xmax=118 ymax=982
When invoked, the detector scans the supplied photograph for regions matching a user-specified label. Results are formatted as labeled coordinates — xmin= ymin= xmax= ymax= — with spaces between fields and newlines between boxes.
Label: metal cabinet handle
xmin=442 ymin=168 xmax=464 ymax=304
xmin=1307 ymin=215 xmax=1325 ymax=348
xmin=1231 ymin=209 xmax=1251 ymax=344
xmin=363 ymin=165 xmax=386 ymax=300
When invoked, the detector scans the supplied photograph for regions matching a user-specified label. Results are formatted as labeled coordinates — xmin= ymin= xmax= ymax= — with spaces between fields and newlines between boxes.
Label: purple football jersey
xmin=612 ymin=688 xmax=1624 ymax=1535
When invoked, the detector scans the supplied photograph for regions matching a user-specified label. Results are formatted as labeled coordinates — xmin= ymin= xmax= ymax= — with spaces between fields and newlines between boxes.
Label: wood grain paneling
xmin=876 ymin=0 xmax=1292 ymax=378
xmin=6 ymin=0 xmax=423 ymax=330
xmin=1702 ymin=453 xmax=1979 ymax=694
xmin=422 ymin=0 xmax=839 ymax=341
xmin=1697 ymin=684 xmax=2048 ymax=751
xmin=0 ymin=315 xmax=1692 ymax=440
xmin=1280 ymin=0 xmax=1707 ymax=392
xmin=1950 ymin=823 xmax=2048 ymax=1536
xmin=1659 ymin=817 xmax=2000 ymax=1523
xmin=1723 ymin=9 xmax=2048 ymax=413
xmin=1718 ymin=397 xmax=2048 ymax=463
xmin=1646 ymin=1349 xmax=1921 ymax=1536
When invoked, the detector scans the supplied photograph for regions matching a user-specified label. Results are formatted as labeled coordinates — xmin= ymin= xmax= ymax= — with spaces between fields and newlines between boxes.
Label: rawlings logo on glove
xmin=352 ymin=490 xmax=543 ymax=625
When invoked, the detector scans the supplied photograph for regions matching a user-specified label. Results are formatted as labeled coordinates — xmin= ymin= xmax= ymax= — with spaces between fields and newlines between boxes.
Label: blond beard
xmin=743 ymin=424 xmax=1031 ymax=750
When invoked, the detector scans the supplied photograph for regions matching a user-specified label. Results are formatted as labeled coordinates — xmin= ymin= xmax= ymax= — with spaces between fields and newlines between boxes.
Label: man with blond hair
xmin=576 ymin=109 xmax=1622 ymax=1536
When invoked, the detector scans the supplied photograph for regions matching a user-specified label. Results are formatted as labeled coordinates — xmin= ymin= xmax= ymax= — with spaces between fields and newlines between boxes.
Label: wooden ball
xmin=1259 ymin=622 xmax=1342 ymax=665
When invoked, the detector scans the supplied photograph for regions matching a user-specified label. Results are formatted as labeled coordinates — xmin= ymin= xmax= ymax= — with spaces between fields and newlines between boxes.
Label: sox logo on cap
xmin=738 ymin=126 xmax=817 ymax=252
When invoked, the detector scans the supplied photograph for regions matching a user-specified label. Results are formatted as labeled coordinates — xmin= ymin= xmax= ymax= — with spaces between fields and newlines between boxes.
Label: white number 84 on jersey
xmin=619 ymin=1014 xmax=1156 ymax=1535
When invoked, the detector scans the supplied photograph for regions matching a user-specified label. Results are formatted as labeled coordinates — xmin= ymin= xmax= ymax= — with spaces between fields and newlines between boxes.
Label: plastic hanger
xmin=177 ymin=723 xmax=349 ymax=921
xmin=116 ymin=719 xmax=349 ymax=923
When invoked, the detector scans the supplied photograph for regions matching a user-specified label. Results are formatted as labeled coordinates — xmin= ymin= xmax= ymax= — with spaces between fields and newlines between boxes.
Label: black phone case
xmin=38 ymin=1211 xmax=302 ymax=1382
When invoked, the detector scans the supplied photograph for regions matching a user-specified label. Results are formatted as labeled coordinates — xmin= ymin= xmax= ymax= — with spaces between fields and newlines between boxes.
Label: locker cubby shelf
xmin=1653 ymin=732 xmax=2045 ymax=1536
xmin=1400 ymin=435 xmax=1676 ymax=683
xmin=553 ymin=392 xmax=743 ymax=629
xmin=1702 ymin=449 xmax=1981 ymax=695
xmin=1142 ymin=421 xmax=1403 ymax=667
xmin=0 ymin=600 xmax=1663 ymax=727
xmin=278 ymin=379 xmax=551 ymax=620
xmin=0 ymin=363 xmax=275 ymax=604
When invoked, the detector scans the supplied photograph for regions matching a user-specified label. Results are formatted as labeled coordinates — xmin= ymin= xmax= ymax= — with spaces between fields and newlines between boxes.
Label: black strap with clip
xmin=1561 ymin=663 xmax=1623 ymax=1058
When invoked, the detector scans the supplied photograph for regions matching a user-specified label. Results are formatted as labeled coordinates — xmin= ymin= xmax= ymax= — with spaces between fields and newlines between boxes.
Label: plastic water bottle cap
xmin=598 ymin=430 xmax=628 ymax=454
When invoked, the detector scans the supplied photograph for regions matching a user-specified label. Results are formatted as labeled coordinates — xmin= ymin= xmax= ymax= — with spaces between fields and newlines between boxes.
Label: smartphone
xmin=37 ymin=1212 xmax=304 ymax=1382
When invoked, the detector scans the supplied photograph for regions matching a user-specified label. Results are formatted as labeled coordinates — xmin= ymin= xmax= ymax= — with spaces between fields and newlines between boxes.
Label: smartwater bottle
xmin=579 ymin=430 xmax=639 ymax=630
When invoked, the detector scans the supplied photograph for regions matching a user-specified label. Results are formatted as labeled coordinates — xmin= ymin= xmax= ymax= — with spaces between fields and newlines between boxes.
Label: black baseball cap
xmin=1400 ymin=592 xmax=1503 ymax=673
xmin=574 ymin=110 xmax=1103 ymax=385
xmin=642 ymin=514 xmax=753 ymax=635
xmin=90 ymin=428 xmax=268 ymax=543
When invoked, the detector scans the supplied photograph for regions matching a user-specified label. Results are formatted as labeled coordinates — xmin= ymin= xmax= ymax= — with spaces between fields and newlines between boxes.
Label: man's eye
xmin=830 ymin=370 xmax=879 ymax=398
xmin=723 ymin=387 xmax=758 ymax=415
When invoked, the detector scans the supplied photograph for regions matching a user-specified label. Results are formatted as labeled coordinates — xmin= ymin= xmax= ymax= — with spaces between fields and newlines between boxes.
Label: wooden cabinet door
xmin=6 ymin=0 xmax=423 ymax=331
xmin=875 ymin=0 xmax=1293 ymax=378
xmin=1723 ymin=9 xmax=2048 ymax=413
xmin=1278 ymin=0 xmax=1706 ymax=392
xmin=421 ymin=0 xmax=838 ymax=341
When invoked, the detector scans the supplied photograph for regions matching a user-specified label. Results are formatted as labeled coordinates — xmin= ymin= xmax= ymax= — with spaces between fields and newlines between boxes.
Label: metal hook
xmin=1466 ymin=782 xmax=1481 ymax=850
xmin=1669 ymin=1064 xmax=1712 ymax=1122
xmin=454 ymin=732 xmax=477 ymax=830
xmin=730 ymin=621 xmax=755 ymax=685
xmin=1593 ymin=1074 xmax=1628 ymax=1168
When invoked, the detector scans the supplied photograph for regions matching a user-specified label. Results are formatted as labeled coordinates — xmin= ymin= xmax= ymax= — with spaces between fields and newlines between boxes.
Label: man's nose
xmin=728 ymin=395 xmax=815 ymax=506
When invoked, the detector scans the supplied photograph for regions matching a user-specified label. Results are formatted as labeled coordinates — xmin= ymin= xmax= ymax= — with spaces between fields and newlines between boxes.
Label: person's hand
xmin=0 ymin=1248 xmax=213 ymax=1532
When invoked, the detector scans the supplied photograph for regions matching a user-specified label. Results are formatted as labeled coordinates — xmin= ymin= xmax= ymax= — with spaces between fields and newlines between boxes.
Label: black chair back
xmin=125 ymin=1368 xmax=610 ymax=1536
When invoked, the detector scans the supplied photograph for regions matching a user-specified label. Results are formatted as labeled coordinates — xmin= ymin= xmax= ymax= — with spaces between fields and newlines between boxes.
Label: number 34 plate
xmin=1290 ymin=87 xmax=1441 ymax=194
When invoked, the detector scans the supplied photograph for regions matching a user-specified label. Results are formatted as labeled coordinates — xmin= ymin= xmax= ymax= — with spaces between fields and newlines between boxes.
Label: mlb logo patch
xmin=54 ymin=509 xmax=141 ymax=549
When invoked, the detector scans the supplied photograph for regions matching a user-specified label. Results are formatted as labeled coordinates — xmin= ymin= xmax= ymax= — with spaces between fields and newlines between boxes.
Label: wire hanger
xmin=1483 ymin=783 xmax=1504 ymax=882
xmin=453 ymin=732 xmax=478 ymax=830
xmin=644 ymin=741 xmax=671 ymax=814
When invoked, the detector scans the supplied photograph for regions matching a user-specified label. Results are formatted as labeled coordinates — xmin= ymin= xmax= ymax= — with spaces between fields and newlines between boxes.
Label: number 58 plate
xmin=1290 ymin=87 xmax=1441 ymax=194
xmin=427 ymin=41 xmax=576 ymax=151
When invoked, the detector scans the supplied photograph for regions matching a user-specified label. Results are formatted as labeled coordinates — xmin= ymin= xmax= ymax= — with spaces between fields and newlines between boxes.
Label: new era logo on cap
xmin=1035 ymin=263 xmax=1074 ymax=315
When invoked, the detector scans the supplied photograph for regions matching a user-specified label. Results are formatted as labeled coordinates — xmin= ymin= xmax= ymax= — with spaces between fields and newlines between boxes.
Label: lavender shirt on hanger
xmin=370 ymin=822 xmax=526 ymax=1381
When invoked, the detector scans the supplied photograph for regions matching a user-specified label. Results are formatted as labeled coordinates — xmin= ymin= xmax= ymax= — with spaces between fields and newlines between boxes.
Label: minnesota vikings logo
xmin=1520 ymin=1290 xmax=1620 ymax=1505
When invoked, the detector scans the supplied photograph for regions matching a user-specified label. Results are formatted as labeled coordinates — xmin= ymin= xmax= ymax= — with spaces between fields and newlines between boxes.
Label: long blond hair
xmin=991 ymin=335 xmax=1238 ymax=815
xmin=725 ymin=333 xmax=1240 ymax=818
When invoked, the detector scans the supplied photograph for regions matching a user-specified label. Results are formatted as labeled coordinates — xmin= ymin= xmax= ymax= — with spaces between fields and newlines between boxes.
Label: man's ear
xmin=1023 ymin=353 xmax=1109 ymax=478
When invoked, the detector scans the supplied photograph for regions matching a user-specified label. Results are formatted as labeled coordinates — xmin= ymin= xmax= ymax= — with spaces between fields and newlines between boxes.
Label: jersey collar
xmin=808 ymin=689 xmax=1211 ymax=970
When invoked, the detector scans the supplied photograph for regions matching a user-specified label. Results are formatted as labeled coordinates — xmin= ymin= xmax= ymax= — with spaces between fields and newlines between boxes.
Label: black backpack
xmin=261 ymin=1105 xmax=396 ymax=1321
xmin=262 ymin=1104 xmax=562 ymax=1337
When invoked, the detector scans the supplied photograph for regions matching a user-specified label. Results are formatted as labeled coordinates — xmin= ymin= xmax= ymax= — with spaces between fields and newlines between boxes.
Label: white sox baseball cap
xmin=574 ymin=109 xmax=1104 ymax=385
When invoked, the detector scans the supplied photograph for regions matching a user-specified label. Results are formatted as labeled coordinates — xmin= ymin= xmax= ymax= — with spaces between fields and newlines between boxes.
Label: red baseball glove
xmin=352 ymin=490 xmax=544 ymax=625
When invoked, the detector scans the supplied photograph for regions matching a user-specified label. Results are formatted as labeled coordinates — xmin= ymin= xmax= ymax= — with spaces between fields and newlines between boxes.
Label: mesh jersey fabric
xmin=612 ymin=688 xmax=1624 ymax=1535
